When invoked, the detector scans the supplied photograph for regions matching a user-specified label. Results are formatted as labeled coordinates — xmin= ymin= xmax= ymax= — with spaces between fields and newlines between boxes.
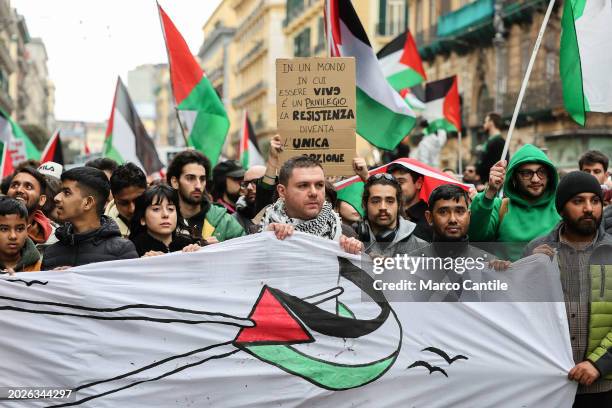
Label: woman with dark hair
xmin=129 ymin=184 xmax=199 ymax=257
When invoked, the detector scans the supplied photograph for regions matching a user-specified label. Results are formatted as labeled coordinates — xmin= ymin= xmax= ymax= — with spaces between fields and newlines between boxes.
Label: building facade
xmin=410 ymin=0 xmax=612 ymax=169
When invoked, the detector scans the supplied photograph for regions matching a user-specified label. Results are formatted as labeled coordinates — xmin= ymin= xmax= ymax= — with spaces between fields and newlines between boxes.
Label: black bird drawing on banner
xmin=407 ymin=361 xmax=448 ymax=377
xmin=422 ymin=347 xmax=468 ymax=364
xmin=7 ymin=279 xmax=48 ymax=287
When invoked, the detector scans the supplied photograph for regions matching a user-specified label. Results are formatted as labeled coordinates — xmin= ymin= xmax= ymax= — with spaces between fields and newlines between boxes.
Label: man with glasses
xmin=469 ymin=144 xmax=560 ymax=260
xmin=234 ymin=165 xmax=266 ymax=234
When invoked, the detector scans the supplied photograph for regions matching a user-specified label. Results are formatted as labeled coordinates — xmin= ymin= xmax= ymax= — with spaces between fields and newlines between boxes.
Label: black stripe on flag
xmin=376 ymin=31 xmax=407 ymax=59
xmin=245 ymin=114 xmax=261 ymax=154
xmin=425 ymin=77 xmax=455 ymax=102
xmin=337 ymin=0 xmax=371 ymax=47
xmin=115 ymin=79 xmax=163 ymax=174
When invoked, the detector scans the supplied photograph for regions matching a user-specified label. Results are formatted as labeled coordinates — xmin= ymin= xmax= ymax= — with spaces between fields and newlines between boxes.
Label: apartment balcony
xmin=500 ymin=80 xmax=563 ymax=123
xmin=376 ymin=21 xmax=406 ymax=38
xmin=198 ymin=25 xmax=236 ymax=60
xmin=236 ymin=40 xmax=266 ymax=72
xmin=284 ymin=0 xmax=320 ymax=28
xmin=419 ymin=0 xmax=550 ymax=61
xmin=231 ymin=80 xmax=267 ymax=108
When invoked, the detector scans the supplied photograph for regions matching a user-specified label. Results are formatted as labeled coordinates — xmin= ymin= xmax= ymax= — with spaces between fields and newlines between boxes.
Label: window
xmin=294 ymin=28 xmax=311 ymax=57
xmin=386 ymin=0 xmax=406 ymax=36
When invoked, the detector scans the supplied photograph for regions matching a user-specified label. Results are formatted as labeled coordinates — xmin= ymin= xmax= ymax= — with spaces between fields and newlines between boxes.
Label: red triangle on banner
xmin=234 ymin=287 xmax=313 ymax=346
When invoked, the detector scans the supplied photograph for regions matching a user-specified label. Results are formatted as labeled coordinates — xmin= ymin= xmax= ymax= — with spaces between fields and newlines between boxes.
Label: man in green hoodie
xmin=469 ymin=144 xmax=560 ymax=260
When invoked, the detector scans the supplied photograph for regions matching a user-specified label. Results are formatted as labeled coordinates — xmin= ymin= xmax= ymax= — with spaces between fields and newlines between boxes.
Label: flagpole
xmin=501 ymin=0 xmax=556 ymax=161
xmin=174 ymin=107 xmax=190 ymax=148
xmin=458 ymin=131 xmax=463 ymax=175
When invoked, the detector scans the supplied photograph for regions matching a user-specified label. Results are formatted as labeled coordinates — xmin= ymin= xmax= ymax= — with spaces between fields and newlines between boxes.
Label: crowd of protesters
xmin=0 ymin=111 xmax=611 ymax=406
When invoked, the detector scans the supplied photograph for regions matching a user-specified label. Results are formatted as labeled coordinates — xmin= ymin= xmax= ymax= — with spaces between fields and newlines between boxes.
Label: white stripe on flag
xmin=338 ymin=21 xmax=413 ymax=117
xmin=379 ymin=49 xmax=405 ymax=77
xmin=113 ymin=108 xmax=144 ymax=169
xmin=424 ymin=98 xmax=445 ymax=123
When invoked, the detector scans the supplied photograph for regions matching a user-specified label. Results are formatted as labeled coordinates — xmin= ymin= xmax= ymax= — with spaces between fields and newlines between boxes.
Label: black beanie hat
xmin=555 ymin=171 xmax=603 ymax=214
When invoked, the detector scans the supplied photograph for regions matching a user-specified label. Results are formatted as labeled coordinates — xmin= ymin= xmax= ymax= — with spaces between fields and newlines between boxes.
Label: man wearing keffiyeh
xmin=259 ymin=156 xmax=362 ymax=255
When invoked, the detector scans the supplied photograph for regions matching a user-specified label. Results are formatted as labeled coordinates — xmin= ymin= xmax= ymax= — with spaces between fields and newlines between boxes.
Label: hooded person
xmin=469 ymin=144 xmax=560 ymax=260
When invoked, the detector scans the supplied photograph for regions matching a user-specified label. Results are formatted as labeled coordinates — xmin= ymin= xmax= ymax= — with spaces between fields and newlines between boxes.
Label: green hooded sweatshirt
xmin=469 ymin=144 xmax=561 ymax=260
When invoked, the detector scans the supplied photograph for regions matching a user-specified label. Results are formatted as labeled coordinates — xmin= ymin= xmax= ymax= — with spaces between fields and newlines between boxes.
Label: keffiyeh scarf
xmin=260 ymin=200 xmax=342 ymax=241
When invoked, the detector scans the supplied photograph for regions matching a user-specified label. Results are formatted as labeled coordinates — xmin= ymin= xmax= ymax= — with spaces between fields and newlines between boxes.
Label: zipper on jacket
xmin=601 ymin=264 xmax=606 ymax=300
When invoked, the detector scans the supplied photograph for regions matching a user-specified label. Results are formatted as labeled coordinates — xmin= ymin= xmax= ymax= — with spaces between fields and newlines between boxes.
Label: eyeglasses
xmin=517 ymin=168 xmax=548 ymax=180
xmin=240 ymin=180 xmax=256 ymax=188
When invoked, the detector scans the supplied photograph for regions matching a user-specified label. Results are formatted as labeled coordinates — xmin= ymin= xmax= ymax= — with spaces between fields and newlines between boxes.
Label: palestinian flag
xmin=0 ymin=108 xmax=40 ymax=164
xmin=84 ymin=140 xmax=91 ymax=155
xmin=158 ymin=4 xmax=229 ymax=166
xmin=0 ymin=140 xmax=13 ymax=179
xmin=336 ymin=181 xmax=365 ymax=218
xmin=239 ymin=111 xmax=264 ymax=169
xmin=325 ymin=0 xmax=416 ymax=150
xmin=377 ymin=30 xmax=426 ymax=91
xmin=233 ymin=258 xmax=401 ymax=390
xmin=335 ymin=157 xmax=470 ymax=203
xmin=103 ymin=78 xmax=163 ymax=175
xmin=40 ymin=130 xmax=64 ymax=165
xmin=399 ymin=86 xmax=425 ymax=113
xmin=560 ymin=0 xmax=612 ymax=126
xmin=424 ymin=76 xmax=461 ymax=133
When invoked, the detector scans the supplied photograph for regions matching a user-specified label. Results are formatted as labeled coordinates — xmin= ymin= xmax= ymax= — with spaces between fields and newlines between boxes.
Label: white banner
xmin=0 ymin=232 xmax=576 ymax=407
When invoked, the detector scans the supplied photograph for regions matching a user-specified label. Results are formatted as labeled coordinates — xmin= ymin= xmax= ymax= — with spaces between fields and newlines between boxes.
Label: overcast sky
xmin=12 ymin=0 xmax=222 ymax=123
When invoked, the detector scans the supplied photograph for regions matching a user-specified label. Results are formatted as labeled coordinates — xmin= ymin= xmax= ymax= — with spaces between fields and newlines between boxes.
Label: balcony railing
xmin=284 ymin=0 xmax=320 ymax=28
xmin=232 ymin=80 xmax=267 ymax=107
xmin=236 ymin=40 xmax=265 ymax=71
xmin=501 ymin=80 xmax=563 ymax=119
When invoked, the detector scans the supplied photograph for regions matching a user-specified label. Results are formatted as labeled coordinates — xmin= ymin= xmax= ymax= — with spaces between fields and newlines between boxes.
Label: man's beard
xmin=180 ymin=190 xmax=202 ymax=206
xmin=565 ymin=214 xmax=601 ymax=236
xmin=515 ymin=181 xmax=545 ymax=200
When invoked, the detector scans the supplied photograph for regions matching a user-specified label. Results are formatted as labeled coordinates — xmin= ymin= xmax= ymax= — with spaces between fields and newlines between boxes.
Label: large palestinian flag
xmin=103 ymin=78 xmax=163 ymax=175
xmin=0 ymin=108 xmax=40 ymax=167
xmin=377 ymin=30 xmax=426 ymax=91
xmin=424 ymin=76 xmax=461 ymax=133
xmin=239 ymin=111 xmax=264 ymax=169
xmin=560 ymin=0 xmax=612 ymax=126
xmin=335 ymin=157 xmax=470 ymax=204
xmin=158 ymin=4 xmax=229 ymax=166
xmin=325 ymin=0 xmax=416 ymax=150
xmin=40 ymin=130 xmax=64 ymax=165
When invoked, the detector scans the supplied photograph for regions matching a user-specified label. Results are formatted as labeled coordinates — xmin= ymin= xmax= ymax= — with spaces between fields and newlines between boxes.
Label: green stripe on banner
xmin=560 ymin=0 xmax=586 ymax=125
xmin=245 ymin=345 xmax=396 ymax=390
xmin=178 ymin=76 xmax=229 ymax=166
xmin=356 ymin=88 xmax=416 ymax=151
xmin=387 ymin=69 xmax=424 ymax=91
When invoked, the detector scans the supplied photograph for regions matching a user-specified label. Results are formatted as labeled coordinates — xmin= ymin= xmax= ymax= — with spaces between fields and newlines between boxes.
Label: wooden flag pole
xmin=501 ymin=0 xmax=556 ymax=161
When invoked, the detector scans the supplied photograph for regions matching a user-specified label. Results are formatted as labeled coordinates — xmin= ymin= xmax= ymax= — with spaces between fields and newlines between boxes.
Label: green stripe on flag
xmin=178 ymin=76 xmax=229 ymax=166
xmin=245 ymin=345 xmax=396 ymax=390
xmin=387 ymin=69 xmax=424 ymax=91
xmin=337 ymin=181 xmax=365 ymax=218
xmin=560 ymin=0 xmax=587 ymax=126
xmin=103 ymin=136 xmax=125 ymax=164
xmin=356 ymin=88 xmax=416 ymax=151
xmin=427 ymin=119 xmax=458 ymax=134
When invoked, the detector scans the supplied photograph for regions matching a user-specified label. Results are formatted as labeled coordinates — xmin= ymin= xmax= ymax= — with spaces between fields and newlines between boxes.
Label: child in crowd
xmin=0 ymin=197 xmax=42 ymax=273
xmin=129 ymin=184 xmax=199 ymax=257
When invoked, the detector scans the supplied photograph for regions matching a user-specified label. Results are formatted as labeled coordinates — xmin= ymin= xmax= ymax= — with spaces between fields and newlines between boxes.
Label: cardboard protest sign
xmin=276 ymin=57 xmax=356 ymax=176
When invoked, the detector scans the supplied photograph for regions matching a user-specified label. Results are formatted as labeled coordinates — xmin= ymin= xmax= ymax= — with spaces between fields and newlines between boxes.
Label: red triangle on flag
xmin=234 ymin=287 xmax=313 ymax=346
xmin=0 ymin=142 xmax=14 ymax=179
xmin=158 ymin=3 xmax=204 ymax=106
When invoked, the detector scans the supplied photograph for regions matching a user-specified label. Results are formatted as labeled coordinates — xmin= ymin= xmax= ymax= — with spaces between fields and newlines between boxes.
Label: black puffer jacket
xmin=41 ymin=216 xmax=138 ymax=270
